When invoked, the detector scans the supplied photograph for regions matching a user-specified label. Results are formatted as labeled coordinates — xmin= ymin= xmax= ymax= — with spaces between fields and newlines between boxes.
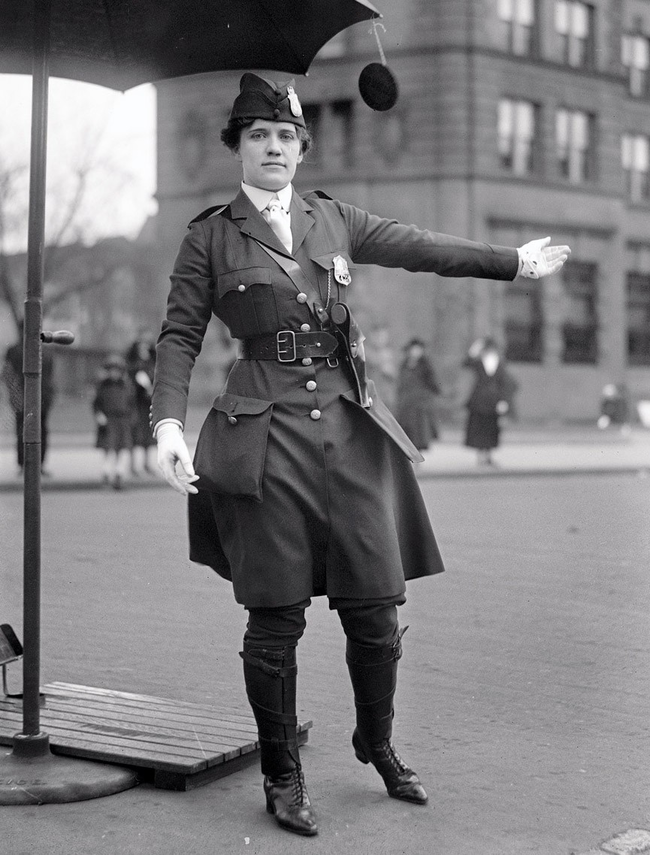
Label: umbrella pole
xmin=12 ymin=0 xmax=51 ymax=759
xmin=0 ymin=0 xmax=137 ymax=802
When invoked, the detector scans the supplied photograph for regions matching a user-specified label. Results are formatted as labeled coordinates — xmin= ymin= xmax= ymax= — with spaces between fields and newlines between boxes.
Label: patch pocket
xmin=193 ymin=393 xmax=274 ymax=500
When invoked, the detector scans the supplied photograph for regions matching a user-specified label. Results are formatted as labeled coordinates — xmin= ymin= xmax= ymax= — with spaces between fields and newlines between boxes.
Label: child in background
xmin=93 ymin=354 xmax=135 ymax=489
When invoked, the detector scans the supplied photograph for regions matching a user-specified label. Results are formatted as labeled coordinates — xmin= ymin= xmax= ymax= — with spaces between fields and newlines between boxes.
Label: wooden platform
xmin=0 ymin=682 xmax=312 ymax=790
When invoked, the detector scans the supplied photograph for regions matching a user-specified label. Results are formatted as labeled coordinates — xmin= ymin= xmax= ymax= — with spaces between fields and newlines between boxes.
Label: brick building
xmin=154 ymin=0 xmax=650 ymax=422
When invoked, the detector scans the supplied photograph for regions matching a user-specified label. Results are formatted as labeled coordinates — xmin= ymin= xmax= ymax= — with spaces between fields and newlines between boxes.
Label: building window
xmin=555 ymin=1 xmax=594 ymax=68
xmin=626 ymin=273 xmax=650 ymax=365
xmin=622 ymin=133 xmax=650 ymax=202
xmin=562 ymin=261 xmax=598 ymax=363
xmin=329 ymin=100 xmax=353 ymax=170
xmin=498 ymin=98 xmax=538 ymax=175
xmin=498 ymin=0 xmax=536 ymax=56
xmin=504 ymin=280 xmax=543 ymax=362
xmin=303 ymin=100 xmax=353 ymax=172
xmin=622 ymin=33 xmax=650 ymax=97
xmin=556 ymin=108 xmax=595 ymax=183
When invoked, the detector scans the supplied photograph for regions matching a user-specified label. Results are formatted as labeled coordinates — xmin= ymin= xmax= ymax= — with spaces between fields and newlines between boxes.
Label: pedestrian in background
xmin=1 ymin=320 xmax=55 ymax=477
xmin=598 ymin=383 xmax=631 ymax=435
xmin=125 ymin=331 xmax=157 ymax=475
xmin=463 ymin=336 xmax=518 ymax=465
xmin=395 ymin=338 xmax=440 ymax=452
xmin=93 ymin=354 xmax=135 ymax=489
xmin=151 ymin=72 xmax=570 ymax=837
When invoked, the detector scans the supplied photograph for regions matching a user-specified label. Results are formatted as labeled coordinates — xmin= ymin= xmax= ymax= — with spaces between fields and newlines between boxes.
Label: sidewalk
xmin=2 ymin=421 xmax=650 ymax=491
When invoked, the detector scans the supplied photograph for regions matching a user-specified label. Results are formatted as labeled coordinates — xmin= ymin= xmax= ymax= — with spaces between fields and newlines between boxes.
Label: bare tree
xmin=0 ymin=159 xmax=28 ymax=326
xmin=0 ymin=124 xmax=147 ymax=335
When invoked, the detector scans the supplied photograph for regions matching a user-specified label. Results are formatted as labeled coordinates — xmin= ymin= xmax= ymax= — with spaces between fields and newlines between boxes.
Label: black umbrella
xmin=0 ymin=0 xmax=380 ymax=803
xmin=0 ymin=0 xmax=379 ymax=86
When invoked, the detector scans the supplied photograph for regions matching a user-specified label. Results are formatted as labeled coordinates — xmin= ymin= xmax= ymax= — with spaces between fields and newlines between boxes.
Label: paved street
xmin=1 ymin=473 xmax=649 ymax=854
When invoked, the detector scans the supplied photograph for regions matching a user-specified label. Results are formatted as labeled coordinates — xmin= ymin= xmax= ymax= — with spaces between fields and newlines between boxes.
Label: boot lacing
xmin=290 ymin=764 xmax=309 ymax=805
xmin=377 ymin=739 xmax=410 ymax=774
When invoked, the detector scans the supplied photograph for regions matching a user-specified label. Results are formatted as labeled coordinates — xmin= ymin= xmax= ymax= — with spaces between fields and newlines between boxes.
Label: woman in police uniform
xmin=152 ymin=73 xmax=569 ymax=837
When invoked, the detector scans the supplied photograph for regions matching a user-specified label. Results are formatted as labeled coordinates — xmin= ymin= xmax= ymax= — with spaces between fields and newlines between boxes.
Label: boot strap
xmin=240 ymin=648 xmax=298 ymax=678
xmin=346 ymin=626 xmax=408 ymax=666
xmin=259 ymin=735 xmax=298 ymax=753
xmin=248 ymin=697 xmax=298 ymax=727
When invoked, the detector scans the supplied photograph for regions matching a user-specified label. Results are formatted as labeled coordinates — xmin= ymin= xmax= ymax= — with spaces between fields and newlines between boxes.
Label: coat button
xmin=306 ymin=380 xmax=317 ymax=391
xmin=228 ymin=415 xmax=238 ymax=425
xmin=237 ymin=284 xmax=245 ymax=292
xmin=300 ymin=323 xmax=311 ymax=332
xmin=296 ymin=292 xmax=307 ymax=303
xmin=302 ymin=357 xmax=312 ymax=366
xmin=310 ymin=409 xmax=321 ymax=420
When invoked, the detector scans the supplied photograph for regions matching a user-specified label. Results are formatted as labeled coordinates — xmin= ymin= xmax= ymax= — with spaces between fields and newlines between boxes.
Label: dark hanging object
xmin=359 ymin=21 xmax=399 ymax=111
xmin=359 ymin=62 xmax=398 ymax=111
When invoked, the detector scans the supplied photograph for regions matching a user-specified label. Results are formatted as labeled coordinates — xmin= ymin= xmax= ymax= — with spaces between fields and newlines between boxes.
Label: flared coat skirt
xmin=188 ymin=356 xmax=445 ymax=608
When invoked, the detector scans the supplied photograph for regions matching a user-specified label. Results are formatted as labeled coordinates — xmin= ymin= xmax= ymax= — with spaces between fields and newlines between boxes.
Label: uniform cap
xmin=229 ymin=72 xmax=306 ymax=128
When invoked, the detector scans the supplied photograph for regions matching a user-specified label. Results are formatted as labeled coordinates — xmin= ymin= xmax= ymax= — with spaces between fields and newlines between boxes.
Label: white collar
xmin=241 ymin=182 xmax=293 ymax=213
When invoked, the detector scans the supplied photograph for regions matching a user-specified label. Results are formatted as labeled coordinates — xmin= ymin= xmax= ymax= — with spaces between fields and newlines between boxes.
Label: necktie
xmin=263 ymin=196 xmax=292 ymax=253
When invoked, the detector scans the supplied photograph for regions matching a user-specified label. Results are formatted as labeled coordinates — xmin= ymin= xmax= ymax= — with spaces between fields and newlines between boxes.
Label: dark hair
xmin=482 ymin=336 xmax=498 ymax=351
xmin=220 ymin=117 xmax=313 ymax=155
xmin=404 ymin=337 xmax=426 ymax=350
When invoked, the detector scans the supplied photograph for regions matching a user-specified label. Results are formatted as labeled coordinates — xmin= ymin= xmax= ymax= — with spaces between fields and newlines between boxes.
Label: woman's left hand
xmin=518 ymin=237 xmax=571 ymax=279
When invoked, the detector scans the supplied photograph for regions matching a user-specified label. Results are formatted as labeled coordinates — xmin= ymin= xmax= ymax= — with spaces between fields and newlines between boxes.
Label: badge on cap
xmin=333 ymin=255 xmax=351 ymax=286
xmin=286 ymin=86 xmax=302 ymax=118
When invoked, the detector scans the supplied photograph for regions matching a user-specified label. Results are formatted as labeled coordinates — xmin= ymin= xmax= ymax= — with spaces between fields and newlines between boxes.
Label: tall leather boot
xmin=240 ymin=643 xmax=318 ymax=836
xmin=346 ymin=630 xmax=428 ymax=805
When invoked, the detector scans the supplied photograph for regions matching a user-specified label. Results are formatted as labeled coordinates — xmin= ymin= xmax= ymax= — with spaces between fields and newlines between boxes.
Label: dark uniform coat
xmin=151 ymin=188 xmax=520 ymax=608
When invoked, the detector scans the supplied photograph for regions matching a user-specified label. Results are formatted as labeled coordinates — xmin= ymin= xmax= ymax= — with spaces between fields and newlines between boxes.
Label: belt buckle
xmin=276 ymin=330 xmax=296 ymax=362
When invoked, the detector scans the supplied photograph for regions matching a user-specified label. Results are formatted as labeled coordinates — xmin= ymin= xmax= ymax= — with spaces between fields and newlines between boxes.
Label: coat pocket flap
xmin=195 ymin=393 xmax=275 ymax=499
xmin=217 ymin=266 xmax=272 ymax=294
xmin=340 ymin=388 xmax=424 ymax=464
xmin=310 ymin=251 xmax=356 ymax=272
xmin=211 ymin=392 xmax=273 ymax=416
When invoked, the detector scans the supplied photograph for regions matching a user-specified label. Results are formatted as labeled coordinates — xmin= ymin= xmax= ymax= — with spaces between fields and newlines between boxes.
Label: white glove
xmin=156 ymin=422 xmax=199 ymax=495
xmin=518 ymin=236 xmax=571 ymax=279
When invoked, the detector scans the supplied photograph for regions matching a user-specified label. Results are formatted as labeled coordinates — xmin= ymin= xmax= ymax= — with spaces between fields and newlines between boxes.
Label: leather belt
xmin=239 ymin=330 xmax=339 ymax=362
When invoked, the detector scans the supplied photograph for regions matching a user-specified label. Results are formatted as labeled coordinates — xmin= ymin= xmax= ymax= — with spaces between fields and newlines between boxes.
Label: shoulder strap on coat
xmin=188 ymin=204 xmax=229 ymax=226
xmin=302 ymin=189 xmax=333 ymax=201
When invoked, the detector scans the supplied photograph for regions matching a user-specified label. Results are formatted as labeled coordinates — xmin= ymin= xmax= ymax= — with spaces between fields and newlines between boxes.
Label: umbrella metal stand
xmin=0 ymin=0 xmax=137 ymax=803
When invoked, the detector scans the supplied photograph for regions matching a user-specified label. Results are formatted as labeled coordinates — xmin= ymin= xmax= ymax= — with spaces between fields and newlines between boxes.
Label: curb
xmin=1 ymin=465 xmax=649 ymax=493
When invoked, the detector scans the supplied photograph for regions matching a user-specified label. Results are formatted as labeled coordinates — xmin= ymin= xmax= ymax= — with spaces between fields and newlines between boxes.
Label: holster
xmin=330 ymin=302 xmax=371 ymax=408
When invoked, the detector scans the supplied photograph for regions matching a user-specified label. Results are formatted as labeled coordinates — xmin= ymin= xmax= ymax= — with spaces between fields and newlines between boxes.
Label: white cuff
xmin=153 ymin=418 xmax=184 ymax=439
xmin=516 ymin=248 xmax=525 ymax=278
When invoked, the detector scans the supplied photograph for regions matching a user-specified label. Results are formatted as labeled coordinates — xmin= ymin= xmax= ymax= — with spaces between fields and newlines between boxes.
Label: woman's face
xmin=235 ymin=119 xmax=303 ymax=191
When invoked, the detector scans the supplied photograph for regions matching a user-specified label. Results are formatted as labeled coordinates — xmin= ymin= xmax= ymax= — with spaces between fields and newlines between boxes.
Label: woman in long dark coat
xmin=151 ymin=73 xmax=570 ymax=837
xmin=464 ymin=337 xmax=518 ymax=465
xmin=125 ymin=332 xmax=157 ymax=475
xmin=395 ymin=338 xmax=441 ymax=451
